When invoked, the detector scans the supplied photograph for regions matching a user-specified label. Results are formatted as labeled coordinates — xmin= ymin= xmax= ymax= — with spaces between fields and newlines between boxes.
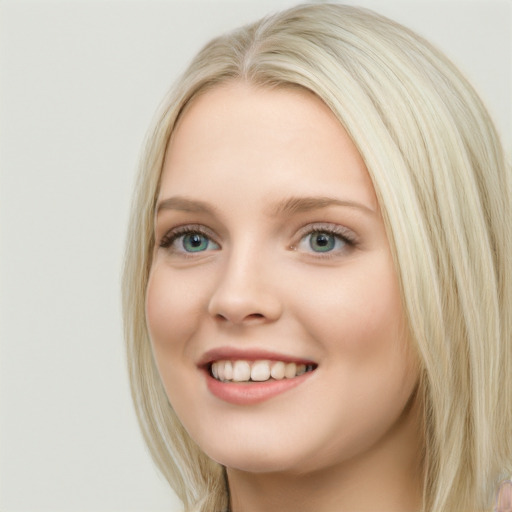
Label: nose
xmin=207 ymin=250 xmax=283 ymax=325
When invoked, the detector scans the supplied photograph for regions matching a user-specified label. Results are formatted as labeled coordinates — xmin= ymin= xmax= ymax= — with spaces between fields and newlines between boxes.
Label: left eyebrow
xmin=270 ymin=196 xmax=377 ymax=217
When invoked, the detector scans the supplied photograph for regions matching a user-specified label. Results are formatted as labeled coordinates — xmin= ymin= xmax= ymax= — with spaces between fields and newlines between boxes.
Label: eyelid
xmin=295 ymin=222 xmax=357 ymax=241
xmin=291 ymin=222 xmax=358 ymax=255
xmin=159 ymin=224 xmax=220 ymax=252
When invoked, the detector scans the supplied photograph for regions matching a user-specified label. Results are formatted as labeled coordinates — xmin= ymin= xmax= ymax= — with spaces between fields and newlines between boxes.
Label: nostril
xmin=243 ymin=313 xmax=267 ymax=323
xmin=208 ymin=288 xmax=283 ymax=324
xmin=214 ymin=312 xmax=265 ymax=322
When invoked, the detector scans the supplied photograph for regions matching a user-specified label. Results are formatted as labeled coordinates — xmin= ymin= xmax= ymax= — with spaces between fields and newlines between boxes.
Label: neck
xmin=226 ymin=393 xmax=423 ymax=512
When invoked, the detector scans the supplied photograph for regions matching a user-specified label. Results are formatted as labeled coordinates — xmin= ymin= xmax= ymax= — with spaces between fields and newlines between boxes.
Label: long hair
xmin=122 ymin=4 xmax=512 ymax=511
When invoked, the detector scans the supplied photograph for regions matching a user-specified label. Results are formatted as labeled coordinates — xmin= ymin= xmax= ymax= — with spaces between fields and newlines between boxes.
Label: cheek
xmin=145 ymin=264 xmax=212 ymax=420
xmin=291 ymin=256 xmax=406 ymax=355
xmin=289 ymin=255 xmax=417 ymax=424
xmin=145 ymin=264 xmax=208 ymax=359
xmin=292 ymin=264 xmax=416 ymax=461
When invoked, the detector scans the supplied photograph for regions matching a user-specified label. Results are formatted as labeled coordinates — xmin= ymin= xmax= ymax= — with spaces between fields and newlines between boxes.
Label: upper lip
xmin=197 ymin=346 xmax=317 ymax=368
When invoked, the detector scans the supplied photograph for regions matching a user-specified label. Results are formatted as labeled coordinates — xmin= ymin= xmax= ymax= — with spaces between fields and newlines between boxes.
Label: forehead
xmin=160 ymin=82 xmax=377 ymax=212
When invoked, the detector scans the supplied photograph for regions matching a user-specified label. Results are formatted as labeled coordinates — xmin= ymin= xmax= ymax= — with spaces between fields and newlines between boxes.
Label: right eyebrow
xmin=155 ymin=196 xmax=217 ymax=217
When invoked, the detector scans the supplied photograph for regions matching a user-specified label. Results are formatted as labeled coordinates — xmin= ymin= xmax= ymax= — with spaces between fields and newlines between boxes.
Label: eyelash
xmin=292 ymin=223 xmax=357 ymax=258
xmin=158 ymin=223 xmax=357 ymax=257
xmin=159 ymin=225 xmax=219 ymax=253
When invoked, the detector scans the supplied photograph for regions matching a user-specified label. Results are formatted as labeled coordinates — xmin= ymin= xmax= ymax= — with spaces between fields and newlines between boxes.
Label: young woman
xmin=122 ymin=4 xmax=511 ymax=511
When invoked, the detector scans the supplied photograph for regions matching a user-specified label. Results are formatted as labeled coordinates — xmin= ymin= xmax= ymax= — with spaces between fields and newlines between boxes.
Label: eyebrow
xmin=156 ymin=196 xmax=217 ymax=216
xmin=155 ymin=195 xmax=376 ymax=218
xmin=270 ymin=196 xmax=377 ymax=216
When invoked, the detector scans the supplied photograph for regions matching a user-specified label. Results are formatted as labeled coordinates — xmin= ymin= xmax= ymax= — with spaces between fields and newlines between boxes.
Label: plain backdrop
xmin=0 ymin=1 xmax=510 ymax=511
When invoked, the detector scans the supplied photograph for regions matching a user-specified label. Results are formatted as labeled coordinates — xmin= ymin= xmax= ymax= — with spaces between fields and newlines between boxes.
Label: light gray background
xmin=0 ymin=1 xmax=510 ymax=511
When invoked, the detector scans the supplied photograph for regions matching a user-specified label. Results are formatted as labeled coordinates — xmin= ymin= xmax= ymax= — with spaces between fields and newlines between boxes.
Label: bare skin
xmin=228 ymin=390 xmax=423 ymax=512
xmin=147 ymin=82 xmax=423 ymax=512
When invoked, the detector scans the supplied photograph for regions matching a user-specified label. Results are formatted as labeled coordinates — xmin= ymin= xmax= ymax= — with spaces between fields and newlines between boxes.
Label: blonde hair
xmin=122 ymin=4 xmax=512 ymax=511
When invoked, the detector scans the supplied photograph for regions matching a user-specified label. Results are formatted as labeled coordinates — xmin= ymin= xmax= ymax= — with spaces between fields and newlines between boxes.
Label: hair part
xmin=122 ymin=4 xmax=512 ymax=511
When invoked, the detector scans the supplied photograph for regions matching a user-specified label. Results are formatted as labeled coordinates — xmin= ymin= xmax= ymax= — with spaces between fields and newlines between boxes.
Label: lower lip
xmin=205 ymin=370 xmax=314 ymax=405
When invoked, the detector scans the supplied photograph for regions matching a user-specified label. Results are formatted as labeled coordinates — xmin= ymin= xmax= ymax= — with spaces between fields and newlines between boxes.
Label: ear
xmin=494 ymin=478 xmax=512 ymax=512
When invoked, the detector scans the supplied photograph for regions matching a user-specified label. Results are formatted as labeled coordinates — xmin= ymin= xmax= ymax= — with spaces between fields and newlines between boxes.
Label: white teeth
xmin=217 ymin=362 xmax=225 ymax=381
xmin=270 ymin=361 xmax=285 ymax=380
xmin=224 ymin=361 xmax=233 ymax=380
xmin=251 ymin=360 xmax=271 ymax=381
xmin=284 ymin=362 xmax=297 ymax=379
xmin=232 ymin=360 xmax=251 ymax=382
xmin=210 ymin=359 xmax=315 ymax=382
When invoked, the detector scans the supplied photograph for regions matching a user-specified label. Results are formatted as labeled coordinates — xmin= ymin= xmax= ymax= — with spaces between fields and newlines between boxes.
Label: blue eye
xmin=296 ymin=227 xmax=353 ymax=255
xmin=308 ymin=232 xmax=337 ymax=252
xmin=182 ymin=233 xmax=211 ymax=252
xmin=160 ymin=228 xmax=220 ymax=254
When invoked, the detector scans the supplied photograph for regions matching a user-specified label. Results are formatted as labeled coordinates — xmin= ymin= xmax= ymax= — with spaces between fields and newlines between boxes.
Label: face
xmin=146 ymin=82 xmax=419 ymax=474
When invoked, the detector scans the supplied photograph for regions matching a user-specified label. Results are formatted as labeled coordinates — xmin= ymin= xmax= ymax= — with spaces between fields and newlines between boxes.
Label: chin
xmin=197 ymin=429 xmax=345 ymax=477
xmin=209 ymin=448 xmax=304 ymax=474
xmin=193 ymin=428 xmax=308 ymax=474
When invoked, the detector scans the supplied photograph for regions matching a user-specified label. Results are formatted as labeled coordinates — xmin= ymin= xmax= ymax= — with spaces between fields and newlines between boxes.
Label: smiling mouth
xmin=209 ymin=360 xmax=317 ymax=383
